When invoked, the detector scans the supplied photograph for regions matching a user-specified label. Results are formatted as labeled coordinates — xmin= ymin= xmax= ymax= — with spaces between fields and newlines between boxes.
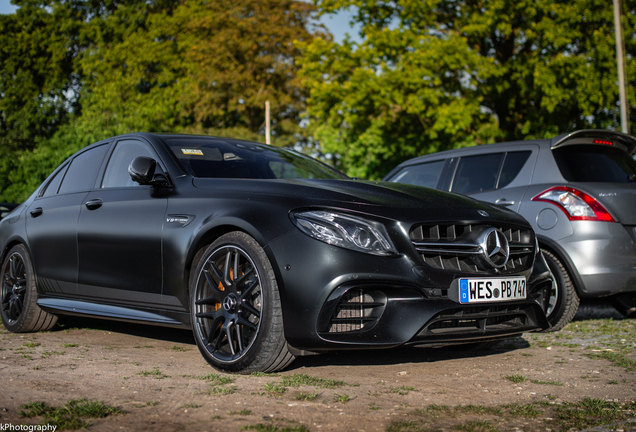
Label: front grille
xmin=418 ymin=305 xmax=530 ymax=337
xmin=327 ymin=290 xmax=385 ymax=333
xmin=410 ymin=223 xmax=534 ymax=274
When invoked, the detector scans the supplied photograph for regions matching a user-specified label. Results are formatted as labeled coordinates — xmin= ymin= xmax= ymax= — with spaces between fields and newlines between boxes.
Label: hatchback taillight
xmin=532 ymin=187 xmax=616 ymax=222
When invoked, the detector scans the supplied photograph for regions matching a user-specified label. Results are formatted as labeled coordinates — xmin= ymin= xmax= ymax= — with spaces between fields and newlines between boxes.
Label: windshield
xmin=165 ymin=137 xmax=347 ymax=180
xmin=553 ymin=145 xmax=636 ymax=183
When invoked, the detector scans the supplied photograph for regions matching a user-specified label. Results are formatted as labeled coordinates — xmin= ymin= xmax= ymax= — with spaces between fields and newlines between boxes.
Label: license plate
xmin=458 ymin=277 xmax=526 ymax=304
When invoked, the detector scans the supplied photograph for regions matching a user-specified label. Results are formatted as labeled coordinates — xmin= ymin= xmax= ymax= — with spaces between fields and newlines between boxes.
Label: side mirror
xmin=128 ymin=156 xmax=172 ymax=187
xmin=129 ymin=156 xmax=157 ymax=185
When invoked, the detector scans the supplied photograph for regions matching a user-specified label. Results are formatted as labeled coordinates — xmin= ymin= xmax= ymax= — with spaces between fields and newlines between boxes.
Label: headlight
xmin=290 ymin=210 xmax=398 ymax=256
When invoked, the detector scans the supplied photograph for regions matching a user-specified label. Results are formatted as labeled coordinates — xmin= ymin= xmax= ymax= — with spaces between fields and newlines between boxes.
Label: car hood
xmin=571 ymin=182 xmax=636 ymax=225
xmin=192 ymin=178 xmax=530 ymax=226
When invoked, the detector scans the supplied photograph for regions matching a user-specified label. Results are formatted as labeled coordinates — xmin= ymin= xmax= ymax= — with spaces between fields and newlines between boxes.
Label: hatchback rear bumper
xmin=554 ymin=222 xmax=636 ymax=296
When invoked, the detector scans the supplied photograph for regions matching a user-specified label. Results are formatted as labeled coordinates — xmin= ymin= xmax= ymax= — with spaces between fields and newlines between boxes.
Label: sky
xmin=0 ymin=0 xmax=361 ymax=43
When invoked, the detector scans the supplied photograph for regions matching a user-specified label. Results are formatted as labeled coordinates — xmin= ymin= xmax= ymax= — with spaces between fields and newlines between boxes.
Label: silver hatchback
xmin=384 ymin=130 xmax=636 ymax=331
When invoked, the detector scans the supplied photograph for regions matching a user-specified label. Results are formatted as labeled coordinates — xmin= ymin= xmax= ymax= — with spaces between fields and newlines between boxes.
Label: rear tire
xmin=1 ymin=244 xmax=58 ymax=332
xmin=612 ymin=293 xmax=636 ymax=318
xmin=540 ymin=249 xmax=579 ymax=332
xmin=189 ymin=232 xmax=294 ymax=374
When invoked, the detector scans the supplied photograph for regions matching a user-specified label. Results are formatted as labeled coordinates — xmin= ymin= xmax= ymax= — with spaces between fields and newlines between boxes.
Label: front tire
xmin=190 ymin=232 xmax=294 ymax=374
xmin=1 ymin=244 xmax=58 ymax=332
xmin=541 ymin=248 xmax=579 ymax=332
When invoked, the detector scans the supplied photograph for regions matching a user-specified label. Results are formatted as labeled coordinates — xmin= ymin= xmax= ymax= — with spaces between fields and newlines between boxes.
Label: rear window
xmin=553 ymin=145 xmax=636 ymax=183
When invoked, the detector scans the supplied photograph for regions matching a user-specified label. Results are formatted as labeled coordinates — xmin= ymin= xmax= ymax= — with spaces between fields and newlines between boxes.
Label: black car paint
xmin=1 ymin=133 xmax=551 ymax=359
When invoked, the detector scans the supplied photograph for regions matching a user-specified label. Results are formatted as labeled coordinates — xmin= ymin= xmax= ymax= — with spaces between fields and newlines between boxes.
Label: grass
xmin=389 ymin=386 xmax=416 ymax=395
xmin=40 ymin=350 xmax=65 ymax=358
xmin=208 ymin=386 xmax=238 ymax=396
xmin=294 ymin=391 xmax=319 ymax=402
xmin=332 ymin=393 xmax=352 ymax=403
xmin=166 ymin=345 xmax=191 ymax=352
xmin=585 ymin=351 xmax=636 ymax=371
xmin=136 ymin=368 xmax=169 ymax=379
xmin=504 ymin=373 xmax=527 ymax=384
xmin=280 ymin=373 xmax=347 ymax=389
xmin=199 ymin=372 xmax=234 ymax=386
xmin=262 ymin=382 xmax=287 ymax=397
xmin=389 ymin=400 xmax=636 ymax=432
xmin=457 ymin=420 xmax=497 ymax=432
xmin=229 ymin=409 xmax=251 ymax=415
xmin=19 ymin=399 xmax=123 ymax=430
xmin=240 ymin=424 xmax=309 ymax=432
xmin=547 ymin=399 xmax=636 ymax=431
xmin=530 ymin=379 xmax=563 ymax=386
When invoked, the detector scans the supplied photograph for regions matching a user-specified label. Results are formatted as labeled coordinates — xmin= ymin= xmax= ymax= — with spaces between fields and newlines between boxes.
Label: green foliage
xmin=0 ymin=0 xmax=317 ymax=202
xmin=299 ymin=0 xmax=636 ymax=179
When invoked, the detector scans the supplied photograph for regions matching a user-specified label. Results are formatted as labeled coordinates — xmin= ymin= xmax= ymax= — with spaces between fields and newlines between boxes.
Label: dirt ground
xmin=1 ymin=300 xmax=635 ymax=432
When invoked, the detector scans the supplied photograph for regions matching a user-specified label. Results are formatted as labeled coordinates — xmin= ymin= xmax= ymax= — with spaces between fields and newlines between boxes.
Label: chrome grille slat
xmin=410 ymin=223 xmax=534 ymax=274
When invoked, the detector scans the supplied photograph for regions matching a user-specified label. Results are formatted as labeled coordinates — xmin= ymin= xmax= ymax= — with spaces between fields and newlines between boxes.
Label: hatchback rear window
xmin=553 ymin=145 xmax=636 ymax=183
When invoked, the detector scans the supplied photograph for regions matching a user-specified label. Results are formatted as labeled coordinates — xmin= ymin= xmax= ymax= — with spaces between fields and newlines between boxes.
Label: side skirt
xmin=37 ymin=297 xmax=191 ymax=329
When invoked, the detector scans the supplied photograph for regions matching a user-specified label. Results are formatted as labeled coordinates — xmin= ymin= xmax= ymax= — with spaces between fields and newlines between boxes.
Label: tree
xmin=78 ymin=0 xmax=317 ymax=145
xmin=0 ymin=0 xmax=318 ymax=202
xmin=299 ymin=0 xmax=636 ymax=179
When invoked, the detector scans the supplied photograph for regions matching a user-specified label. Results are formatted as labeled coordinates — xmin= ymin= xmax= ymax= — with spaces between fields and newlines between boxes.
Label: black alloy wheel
xmin=540 ymin=248 xmax=580 ymax=332
xmin=1 ymin=244 xmax=57 ymax=332
xmin=190 ymin=232 xmax=294 ymax=373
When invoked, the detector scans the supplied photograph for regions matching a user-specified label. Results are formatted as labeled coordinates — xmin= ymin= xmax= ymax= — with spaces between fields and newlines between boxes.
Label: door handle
xmin=29 ymin=207 xmax=43 ymax=218
xmin=495 ymin=198 xmax=515 ymax=206
xmin=85 ymin=199 xmax=103 ymax=210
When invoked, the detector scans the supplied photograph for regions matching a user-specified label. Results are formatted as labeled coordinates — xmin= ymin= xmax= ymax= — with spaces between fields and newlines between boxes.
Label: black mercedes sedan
xmin=0 ymin=133 xmax=553 ymax=373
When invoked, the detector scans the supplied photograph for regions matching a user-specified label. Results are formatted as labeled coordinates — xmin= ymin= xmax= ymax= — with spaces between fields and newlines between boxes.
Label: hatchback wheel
xmin=190 ymin=232 xmax=294 ymax=373
xmin=540 ymin=249 xmax=579 ymax=332
xmin=1 ymin=244 xmax=58 ymax=332
xmin=612 ymin=293 xmax=636 ymax=318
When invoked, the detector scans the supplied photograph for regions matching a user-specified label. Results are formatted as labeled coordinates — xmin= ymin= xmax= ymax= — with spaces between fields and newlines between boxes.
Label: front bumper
xmin=266 ymin=229 xmax=552 ymax=351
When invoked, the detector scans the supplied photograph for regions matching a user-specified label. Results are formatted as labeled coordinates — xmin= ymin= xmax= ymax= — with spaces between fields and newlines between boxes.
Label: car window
xmin=451 ymin=153 xmax=504 ymax=194
xmin=0 ymin=205 xmax=13 ymax=219
xmin=102 ymin=140 xmax=155 ymax=188
xmin=166 ymin=138 xmax=347 ymax=180
xmin=40 ymin=164 xmax=68 ymax=197
xmin=498 ymin=151 xmax=531 ymax=189
xmin=58 ymin=144 xmax=109 ymax=194
xmin=387 ymin=160 xmax=445 ymax=189
xmin=553 ymin=145 xmax=636 ymax=182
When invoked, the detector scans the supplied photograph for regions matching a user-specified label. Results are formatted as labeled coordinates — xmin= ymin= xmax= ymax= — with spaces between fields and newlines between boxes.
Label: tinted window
xmin=451 ymin=153 xmax=504 ymax=194
xmin=498 ymin=151 xmax=531 ymax=189
xmin=41 ymin=164 xmax=68 ymax=197
xmin=102 ymin=140 xmax=155 ymax=188
xmin=553 ymin=145 xmax=636 ymax=182
xmin=58 ymin=145 xmax=109 ymax=194
xmin=388 ymin=160 xmax=445 ymax=189
xmin=166 ymin=138 xmax=347 ymax=180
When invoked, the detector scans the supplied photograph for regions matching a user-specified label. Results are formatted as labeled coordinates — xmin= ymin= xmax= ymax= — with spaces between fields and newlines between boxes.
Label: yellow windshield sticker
xmin=181 ymin=149 xmax=204 ymax=155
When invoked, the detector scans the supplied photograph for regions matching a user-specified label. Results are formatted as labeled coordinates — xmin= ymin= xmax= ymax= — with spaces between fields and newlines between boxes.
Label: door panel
xmin=25 ymin=193 xmax=87 ymax=296
xmin=76 ymin=139 xmax=168 ymax=307
xmin=76 ymin=188 xmax=167 ymax=305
